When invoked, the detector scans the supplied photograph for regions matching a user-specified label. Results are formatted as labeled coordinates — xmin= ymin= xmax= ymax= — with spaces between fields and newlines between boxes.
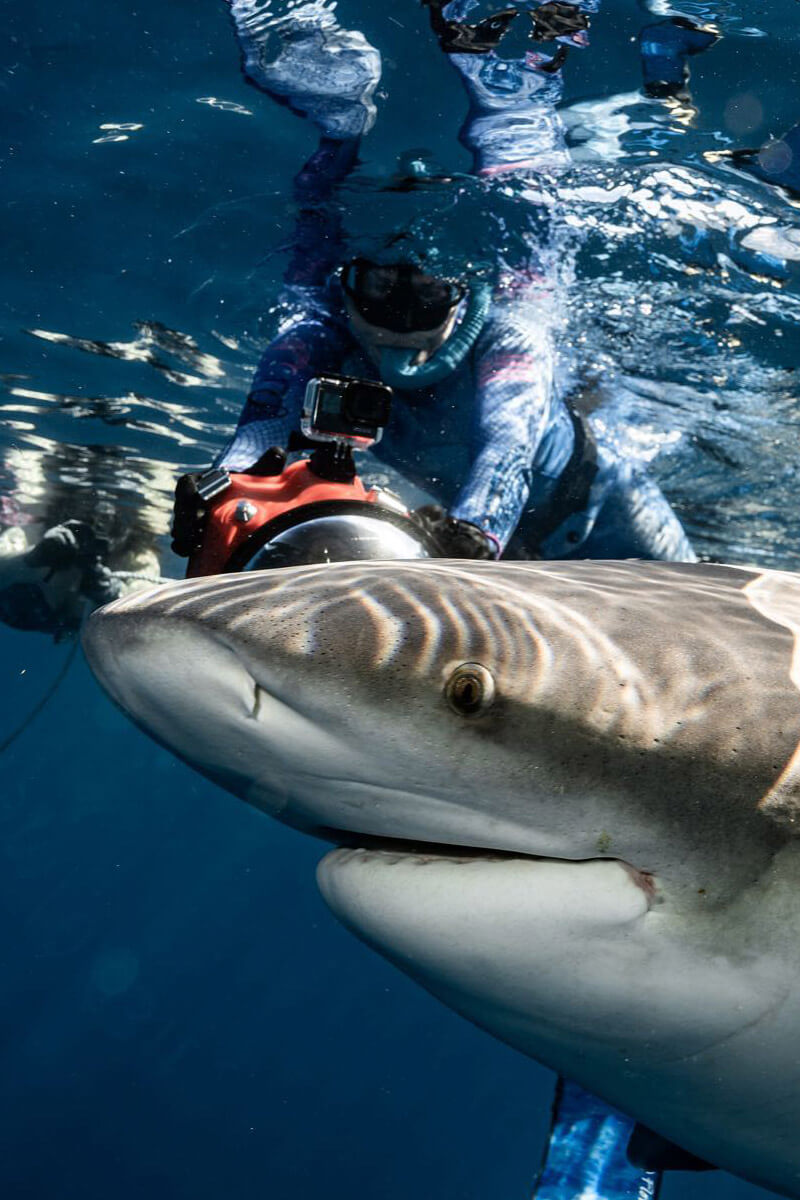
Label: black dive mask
xmin=341 ymin=258 xmax=466 ymax=334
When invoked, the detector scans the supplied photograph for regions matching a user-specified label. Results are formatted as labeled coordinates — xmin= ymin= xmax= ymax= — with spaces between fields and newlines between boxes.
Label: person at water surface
xmin=214 ymin=0 xmax=716 ymax=563
xmin=0 ymin=446 xmax=165 ymax=638
xmin=0 ymin=4 xmax=756 ymax=634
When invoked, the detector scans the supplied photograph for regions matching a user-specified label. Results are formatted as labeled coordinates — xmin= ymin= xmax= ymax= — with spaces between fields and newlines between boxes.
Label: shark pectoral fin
xmin=627 ymin=1123 xmax=716 ymax=1173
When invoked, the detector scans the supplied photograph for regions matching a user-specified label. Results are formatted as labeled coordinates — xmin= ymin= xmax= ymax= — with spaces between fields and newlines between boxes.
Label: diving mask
xmin=341 ymin=258 xmax=466 ymax=334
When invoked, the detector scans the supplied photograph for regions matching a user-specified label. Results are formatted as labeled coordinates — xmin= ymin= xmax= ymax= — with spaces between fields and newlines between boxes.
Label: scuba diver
xmin=0 ymin=516 xmax=162 ymax=638
xmin=199 ymin=0 xmax=720 ymax=570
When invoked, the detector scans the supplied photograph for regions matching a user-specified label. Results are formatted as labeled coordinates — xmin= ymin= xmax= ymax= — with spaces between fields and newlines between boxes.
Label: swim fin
xmin=533 ymin=1079 xmax=662 ymax=1200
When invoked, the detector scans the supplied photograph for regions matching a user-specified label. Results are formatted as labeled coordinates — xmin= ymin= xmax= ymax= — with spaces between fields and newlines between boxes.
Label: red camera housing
xmin=187 ymin=459 xmax=379 ymax=577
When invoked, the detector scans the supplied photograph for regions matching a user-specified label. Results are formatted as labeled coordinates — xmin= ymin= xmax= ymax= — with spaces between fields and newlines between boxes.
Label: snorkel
xmin=377 ymin=280 xmax=492 ymax=389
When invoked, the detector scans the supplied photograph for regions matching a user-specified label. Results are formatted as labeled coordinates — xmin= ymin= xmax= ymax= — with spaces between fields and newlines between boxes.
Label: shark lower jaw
xmin=317 ymin=842 xmax=656 ymax=936
xmin=315 ymin=843 xmax=797 ymax=1196
xmin=315 ymin=847 xmax=658 ymax=1075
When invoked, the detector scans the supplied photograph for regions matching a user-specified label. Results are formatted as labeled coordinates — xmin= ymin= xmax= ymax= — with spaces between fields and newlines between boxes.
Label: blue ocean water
xmin=1 ymin=0 xmax=799 ymax=1196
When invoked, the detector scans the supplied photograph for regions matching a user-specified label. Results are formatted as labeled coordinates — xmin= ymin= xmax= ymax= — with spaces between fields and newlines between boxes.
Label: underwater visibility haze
xmin=1 ymin=0 xmax=800 ymax=1196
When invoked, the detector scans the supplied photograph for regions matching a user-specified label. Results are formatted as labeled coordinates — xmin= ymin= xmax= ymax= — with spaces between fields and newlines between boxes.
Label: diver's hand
xmin=411 ymin=505 xmax=497 ymax=559
xmin=639 ymin=17 xmax=718 ymax=99
xmin=80 ymin=561 xmax=123 ymax=608
xmin=25 ymin=521 xmax=107 ymax=571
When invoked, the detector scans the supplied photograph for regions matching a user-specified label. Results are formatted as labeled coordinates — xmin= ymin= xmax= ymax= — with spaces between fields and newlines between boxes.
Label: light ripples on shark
xmin=112 ymin=559 xmax=800 ymax=773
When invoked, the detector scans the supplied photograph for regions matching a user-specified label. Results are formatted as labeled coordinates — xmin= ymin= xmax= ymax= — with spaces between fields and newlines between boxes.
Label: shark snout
xmin=83 ymin=592 xmax=276 ymax=795
xmin=81 ymin=581 xmax=377 ymax=825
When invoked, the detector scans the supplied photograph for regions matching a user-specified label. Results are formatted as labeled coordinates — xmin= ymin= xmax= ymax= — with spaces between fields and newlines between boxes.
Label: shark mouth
xmin=323 ymin=828 xmax=552 ymax=862
xmin=316 ymin=827 xmax=659 ymax=904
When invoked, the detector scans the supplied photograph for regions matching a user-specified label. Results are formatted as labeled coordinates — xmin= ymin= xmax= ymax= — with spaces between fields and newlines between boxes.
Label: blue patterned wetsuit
xmin=217 ymin=0 xmax=696 ymax=562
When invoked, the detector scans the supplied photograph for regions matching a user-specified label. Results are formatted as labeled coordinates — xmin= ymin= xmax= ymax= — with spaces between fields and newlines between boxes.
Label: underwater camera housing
xmin=302 ymin=374 xmax=392 ymax=449
xmin=179 ymin=375 xmax=438 ymax=576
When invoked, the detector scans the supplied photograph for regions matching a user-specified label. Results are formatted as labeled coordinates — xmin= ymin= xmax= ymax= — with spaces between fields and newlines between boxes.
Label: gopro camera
xmin=302 ymin=375 xmax=392 ymax=449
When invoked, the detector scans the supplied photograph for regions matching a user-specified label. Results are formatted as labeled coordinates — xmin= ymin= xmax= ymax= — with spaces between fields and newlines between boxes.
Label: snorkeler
xmin=209 ymin=0 xmax=709 ymax=564
xmin=0 ymin=516 xmax=163 ymax=638
xmin=0 ymin=446 xmax=164 ymax=638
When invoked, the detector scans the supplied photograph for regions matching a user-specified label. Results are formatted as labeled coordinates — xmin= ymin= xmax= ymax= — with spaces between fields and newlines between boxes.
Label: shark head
xmin=83 ymin=560 xmax=800 ymax=1196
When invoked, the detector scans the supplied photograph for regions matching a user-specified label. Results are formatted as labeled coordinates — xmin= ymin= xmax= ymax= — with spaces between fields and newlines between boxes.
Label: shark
xmin=82 ymin=558 xmax=800 ymax=1198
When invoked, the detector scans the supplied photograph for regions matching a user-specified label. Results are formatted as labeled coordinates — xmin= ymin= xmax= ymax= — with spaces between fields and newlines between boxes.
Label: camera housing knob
xmin=235 ymin=500 xmax=258 ymax=524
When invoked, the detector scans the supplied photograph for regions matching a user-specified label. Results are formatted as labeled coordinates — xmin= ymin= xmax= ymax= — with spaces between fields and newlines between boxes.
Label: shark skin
xmin=83 ymin=559 xmax=800 ymax=1198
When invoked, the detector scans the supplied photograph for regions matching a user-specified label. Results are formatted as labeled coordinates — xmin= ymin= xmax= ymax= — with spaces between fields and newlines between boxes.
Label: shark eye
xmin=445 ymin=663 xmax=495 ymax=717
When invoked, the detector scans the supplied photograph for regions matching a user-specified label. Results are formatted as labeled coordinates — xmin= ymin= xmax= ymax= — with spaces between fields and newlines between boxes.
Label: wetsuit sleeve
xmin=215 ymin=297 xmax=352 ymax=471
xmin=450 ymin=281 xmax=570 ymax=552
xmin=216 ymin=139 xmax=358 ymax=471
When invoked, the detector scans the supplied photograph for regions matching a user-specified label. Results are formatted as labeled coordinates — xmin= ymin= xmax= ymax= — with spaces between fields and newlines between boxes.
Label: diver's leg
xmin=441 ymin=9 xmax=569 ymax=175
xmin=433 ymin=0 xmax=599 ymax=175
xmin=577 ymin=466 xmax=696 ymax=562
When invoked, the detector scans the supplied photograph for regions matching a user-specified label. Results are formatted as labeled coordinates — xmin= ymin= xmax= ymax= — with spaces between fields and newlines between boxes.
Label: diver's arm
xmin=216 ymin=139 xmax=358 ymax=471
xmin=215 ymin=303 xmax=353 ymax=471
xmin=450 ymin=287 xmax=568 ymax=553
xmin=217 ymin=2 xmax=380 ymax=470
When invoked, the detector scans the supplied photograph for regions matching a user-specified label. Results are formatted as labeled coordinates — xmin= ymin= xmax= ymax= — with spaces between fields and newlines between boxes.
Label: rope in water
xmin=0 ymin=635 xmax=80 ymax=756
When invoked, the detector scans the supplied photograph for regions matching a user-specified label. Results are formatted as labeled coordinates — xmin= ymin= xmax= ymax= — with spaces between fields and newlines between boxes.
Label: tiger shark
xmin=82 ymin=559 xmax=800 ymax=1198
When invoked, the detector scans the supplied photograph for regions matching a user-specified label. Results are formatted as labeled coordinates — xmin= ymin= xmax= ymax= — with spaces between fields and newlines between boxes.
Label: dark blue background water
xmin=2 ymin=1 xmax=799 ymax=1196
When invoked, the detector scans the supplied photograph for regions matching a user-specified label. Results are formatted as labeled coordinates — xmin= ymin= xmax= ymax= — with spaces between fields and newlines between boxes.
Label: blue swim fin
xmin=533 ymin=1079 xmax=662 ymax=1200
